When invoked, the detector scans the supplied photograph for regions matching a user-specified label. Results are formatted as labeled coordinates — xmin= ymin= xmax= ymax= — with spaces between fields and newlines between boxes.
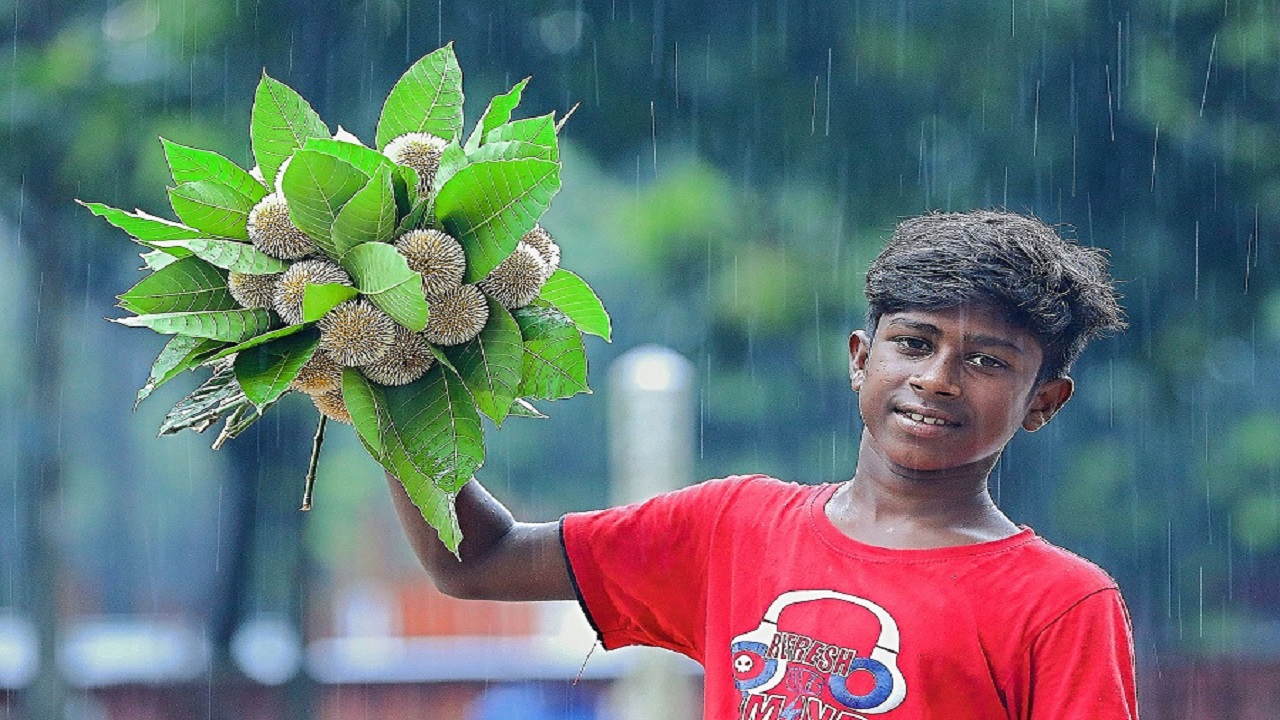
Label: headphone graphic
xmin=729 ymin=590 xmax=907 ymax=714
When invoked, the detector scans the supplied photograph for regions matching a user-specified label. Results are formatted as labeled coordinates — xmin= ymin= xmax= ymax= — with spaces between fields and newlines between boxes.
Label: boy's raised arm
xmin=385 ymin=473 xmax=576 ymax=602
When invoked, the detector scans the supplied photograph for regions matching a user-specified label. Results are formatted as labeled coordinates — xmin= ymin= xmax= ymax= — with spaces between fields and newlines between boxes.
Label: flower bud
xmin=362 ymin=324 xmax=434 ymax=386
xmin=479 ymin=242 xmax=549 ymax=310
xmin=319 ymin=299 xmax=396 ymax=367
xmin=273 ymin=259 xmax=352 ymax=326
xmin=423 ymin=284 xmax=489 ymax=346
xmin=247 ymin=192 xmax=315 ymax=260
xmin=395 ymin=229 xmax=466 ymax=300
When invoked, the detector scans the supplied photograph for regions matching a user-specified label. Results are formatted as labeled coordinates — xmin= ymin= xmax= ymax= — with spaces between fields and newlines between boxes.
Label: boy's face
xmin=848 ymin=304 xmax=1073 ymax=474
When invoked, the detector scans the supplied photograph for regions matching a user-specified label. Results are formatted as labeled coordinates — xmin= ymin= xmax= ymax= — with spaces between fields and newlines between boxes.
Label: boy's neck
xmin=825 ymin=431 xmax=1020 ymax=550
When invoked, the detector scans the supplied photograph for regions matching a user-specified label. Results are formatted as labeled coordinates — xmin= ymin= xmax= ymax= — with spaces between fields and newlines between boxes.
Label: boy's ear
xmin=848 ymin=330 xmax=872 ymax=392
xmin=1022 ymin=376 xmax=1074 ymax=432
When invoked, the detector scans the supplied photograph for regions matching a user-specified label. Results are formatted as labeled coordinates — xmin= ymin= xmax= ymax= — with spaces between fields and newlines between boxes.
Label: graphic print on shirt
xmin=730 ymin=590 xmax=907 ymax=720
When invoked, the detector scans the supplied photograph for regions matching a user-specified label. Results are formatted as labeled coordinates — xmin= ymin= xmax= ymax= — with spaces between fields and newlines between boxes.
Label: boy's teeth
xmin=907 ymin=412 xmax=946 ymax=426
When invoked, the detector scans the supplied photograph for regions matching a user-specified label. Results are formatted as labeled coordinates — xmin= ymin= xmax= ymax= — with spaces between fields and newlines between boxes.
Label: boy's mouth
xmin=894 ymin=406 xmax=960 ymax=427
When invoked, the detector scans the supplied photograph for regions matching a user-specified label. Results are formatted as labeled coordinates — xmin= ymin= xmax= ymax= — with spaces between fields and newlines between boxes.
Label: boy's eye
xmin=967 ymin=354 xmax=1006 ymax=369
xmin=892 ymin=336 xmax=931 ymax=353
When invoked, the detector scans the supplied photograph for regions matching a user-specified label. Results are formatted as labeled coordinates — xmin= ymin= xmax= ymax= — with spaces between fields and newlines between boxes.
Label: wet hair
xmin=864 ymin=210 xmax=1127 ymax=380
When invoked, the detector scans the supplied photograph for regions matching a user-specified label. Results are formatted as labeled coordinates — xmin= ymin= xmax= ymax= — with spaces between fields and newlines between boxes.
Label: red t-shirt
xmin=562 ymin=475 xmax=1138 ymax=720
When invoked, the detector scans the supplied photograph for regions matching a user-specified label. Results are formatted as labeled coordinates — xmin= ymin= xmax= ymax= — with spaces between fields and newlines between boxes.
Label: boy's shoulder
xmin=1010 ymin=532 xmax=1121 ymax=596
xmin=681 ymin=474 xmax=823 ymax=519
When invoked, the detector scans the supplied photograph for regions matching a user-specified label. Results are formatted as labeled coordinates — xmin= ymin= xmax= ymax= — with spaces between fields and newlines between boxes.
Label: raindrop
xmin=650 ymin=100 xmax=658 ymax=179
xmin=1198 ymin=565 xmax=1204 ymax=638
xmin=215 ymin=484 xmax=223 ymax=573
xmin=1227 ymin=516 xmax=1234 ymax=600
xmin=592 ymin=41 xmax=601 ymax=106
xmin=1071 ymin=133 xmax=1078 ymax=196
xmin=810 ymin=75 xmax=818 ymax=135
xmin=1033 ymin=79 xmax=1040 ymax=157
xmin=1166 ymin=521 xmax=1174 ymax=619
xmin=673 ymin=41 xmax=679 ymax=109
xmin=1200 ymin=33 xmax=1218 ymax=116
xmin=1150 ymin=123 xmax=1159 ymax=192
xmin=1105 ymin=64 xmax=1115 ymax=141
xmin=825 ymin=47 xmax=832 ymax=136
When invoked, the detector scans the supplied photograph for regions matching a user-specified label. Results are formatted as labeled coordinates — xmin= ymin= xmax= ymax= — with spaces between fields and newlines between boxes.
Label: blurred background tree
xmin=1 ymin=0 xmax=1277 ymax=715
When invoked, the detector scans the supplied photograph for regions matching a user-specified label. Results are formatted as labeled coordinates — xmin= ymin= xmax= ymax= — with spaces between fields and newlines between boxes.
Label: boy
xmin=387 ymin=210 xmax=1138 ymax=718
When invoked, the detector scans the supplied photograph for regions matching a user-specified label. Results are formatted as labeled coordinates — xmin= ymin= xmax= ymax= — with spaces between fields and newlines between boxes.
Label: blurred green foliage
xmin=1 ymin=0 xmax=1277 ymax=659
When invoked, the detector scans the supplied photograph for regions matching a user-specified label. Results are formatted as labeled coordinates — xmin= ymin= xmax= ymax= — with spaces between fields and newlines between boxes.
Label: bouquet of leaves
xmin=82 ymin=44 xmax=610 ymax=553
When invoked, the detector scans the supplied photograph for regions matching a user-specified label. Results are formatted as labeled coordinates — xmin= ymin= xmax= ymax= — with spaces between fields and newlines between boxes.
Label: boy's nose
xmin=909 ymin=356 xmax=962 ymax=397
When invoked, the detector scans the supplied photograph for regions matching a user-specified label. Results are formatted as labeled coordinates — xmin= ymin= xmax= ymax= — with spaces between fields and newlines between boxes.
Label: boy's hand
xmin=386 ymin=473 xmax=576 ymax=601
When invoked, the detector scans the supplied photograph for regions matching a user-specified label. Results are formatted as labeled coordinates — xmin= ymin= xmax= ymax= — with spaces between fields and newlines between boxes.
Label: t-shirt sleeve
xmin=1026 ymin=587 xmax=1139 ymax=720
xmin=561 ymin=477 xmax=745 ymax=661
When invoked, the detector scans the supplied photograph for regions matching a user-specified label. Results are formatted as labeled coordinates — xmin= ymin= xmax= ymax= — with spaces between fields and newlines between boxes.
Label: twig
xmin=300 ymin=414 xmax=328 ymax=511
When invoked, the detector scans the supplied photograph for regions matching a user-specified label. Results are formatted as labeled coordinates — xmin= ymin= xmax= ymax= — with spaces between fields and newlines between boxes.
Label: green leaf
xmin=464 ymin=77 xmax=530 ymax=151
xmin=157 ymin=361 xmax=249 ymax=436
xmin=211 ymin=400 xmax=277 ymax=449
xmin=304 ymin=137 xmax=394 ymax=176
xmin=280 ymin=148 xmax=371 ymax=257
xmin=394 ymin=198 xmax=431 ymax=236
xmin=470 ymin=113 xmax=559 ymax=163
xmin=389 ymin=366 xmax=485 ymax=494
xmin=330 ymin=165 xmax=397 ymax=255
xmin=426 ymin=343 xmax=458 ymax=374
xmin=136 ymin=335 xmax=226 ymax=408
xmin=343 ymin=368 xmax=384 ymax=456
xmin=344 ymin=367 xmax=483 ymax=554
xmin=251 ymin=73 xmax=330 ymax=187
xmin=168 ymin=180 xmax=256 ymax=240
xmin=430 ymin=142 xmax=468 ymax=196
xmin=78 ymin=201 xmax=202 ymax=242
xmin=340 ymin=241 xmax=430 ymax=331
xmin=376 ymin=44 xmax=465 ymax=148
xmin=202 ymin=322 xmax=313 ymax=364
xmin=117 ymin=257 xmax=236 ymax=315
xmin=508 ymin=398 xmax=547 ymax=419
xmin=141 ymin=249 xmax=182 ymax=271
xmin=161 ymin=138 xmax=268 ymax=203
xmin=443 ymin=299 xmax=523 ymax=425
xmin=148 ymin=238 xmax=288 ymax=275
xmin=512 ymin=301 xmax=589 ymax=400
xmin=391 ymin=164 xmax=421 ymax=218
xmin=302 ymin=283 xmax=360 ymax=322
xmin=539 ymin=269 xmax=612 ymax=341
xmin=233 ymin=328 xmax=321 ymax=408
xmin=435 ymin=158 xmax=561 ymax=283
xmin=113 ymin=308 xmax=272 ymax=342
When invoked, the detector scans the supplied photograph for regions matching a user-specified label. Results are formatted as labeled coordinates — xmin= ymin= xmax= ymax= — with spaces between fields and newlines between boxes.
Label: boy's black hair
xmin=865 ymin=210 xmax=1127 ymax=380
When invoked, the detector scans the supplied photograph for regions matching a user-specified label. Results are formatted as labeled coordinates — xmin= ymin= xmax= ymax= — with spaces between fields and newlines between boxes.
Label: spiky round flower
xmin=290 ymin=350 xmax=343 ymax=395
xmin=361 ymin=324 xmax=435 ymax=386
xmin=319 ymin=299 xmax=396 ymax=367
xmin=383 ymin=132 xmax=447 ymax=193
xmin=423 ymin=285 xmax=489 ymax=346
xmin=521 ymin=224 xmax=561 ymax=273
xmin=273 ymin=259 xmax=352 ymax=326
xmin=247 ymin=192 xmax=314 ymax=260
xmin=395 ymin=229 xmax=466 ymax=299
xmin=479 ymin=243 xmax=549 ymax=310
xmin=312 ymin=388 xmax=352 ymax=424
xmin=227 ymin=271 xmax=280 ymax=310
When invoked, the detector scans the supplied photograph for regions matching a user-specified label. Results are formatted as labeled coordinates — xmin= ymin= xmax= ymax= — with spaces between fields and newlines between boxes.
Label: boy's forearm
xmin=385 ymin=473 xmax=575 ymax=601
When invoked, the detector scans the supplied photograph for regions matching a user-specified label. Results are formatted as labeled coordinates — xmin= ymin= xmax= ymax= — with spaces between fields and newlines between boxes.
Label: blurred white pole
xmin=607 ymin=345 xmax=699 ymax=720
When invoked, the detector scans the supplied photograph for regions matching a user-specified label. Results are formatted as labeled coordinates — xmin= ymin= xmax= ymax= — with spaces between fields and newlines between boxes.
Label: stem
xmin=300 ymin=414 xmax=328 ymax=511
